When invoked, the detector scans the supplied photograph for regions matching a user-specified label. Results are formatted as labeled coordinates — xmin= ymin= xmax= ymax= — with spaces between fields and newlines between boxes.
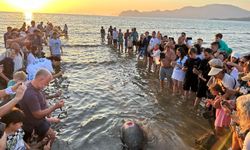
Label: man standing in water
xmin=131 ymin=28 xmax=139 ymax=52
xmin=108 ymin=26 xmax=113 ymax=45
xmin=28 ymin=20 xmax=37 ymax=34
xmin=159 ymin=43 xmax=176 ymax=90
xmin=148 ymin=31 xmax=160 ymax=72
xmin=112 ymin=27 xmax=118 ymax=49
xmin=49 ymin=32 xmax=63 ymax=58
xmin=100 ymin=26 xmax=105 ymax=43
xmin=4 ymin=26 xmax=12 ymax=48
xmin=19 ymin=69 xmax=64 ymax=148
xmin=124 ymin=29 xmax=130 ymax=53
xmin=193 ymin=48 xmax=214 ymax=108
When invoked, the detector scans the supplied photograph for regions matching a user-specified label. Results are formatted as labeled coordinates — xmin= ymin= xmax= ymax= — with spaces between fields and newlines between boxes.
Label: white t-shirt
xmin=13 ymin=53 xmax=23 ymax=72
xmin=112 ymin=31 xmax=118 ymax=40
xmin=197 ymin=53 xmax=204 ymax=60
xmin=172 ymin=56 xmax=188 ymax=82
xmin=149 ymin=37 xmax=160 ymax=50
xmin=243 ymin=132 xmax=250 ymax=150
xmin=49 ymin=38 xmax=62 ymax=55
xmin=27 ymin=53 xmax=37 ymax=65
xmin=26 ymin=58 xmax=54 ymax=80
xmin=222 ymin=73 xmax=239 ymax=90
xmin=230 ymin=67 xmax=239 ymax=81
xmin=207 ymin=73 xmax=239 ymax=91
xmin=19 ymin=31 xmax=27 ymax=38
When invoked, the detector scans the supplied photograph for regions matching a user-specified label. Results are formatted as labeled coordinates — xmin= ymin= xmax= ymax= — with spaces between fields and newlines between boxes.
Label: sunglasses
xmin=239 ymin=61 xmax=245 ymax=64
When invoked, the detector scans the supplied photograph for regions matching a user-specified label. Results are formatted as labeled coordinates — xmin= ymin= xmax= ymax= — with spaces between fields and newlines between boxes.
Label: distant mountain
xmin=212 ymin=17 xmax=250 ymax=22
xmin=119 ymin=4 xmax=250 ymax=19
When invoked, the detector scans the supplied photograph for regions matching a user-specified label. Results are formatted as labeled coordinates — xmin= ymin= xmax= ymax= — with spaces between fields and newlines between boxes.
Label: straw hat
xmin=208 ymin=67 xmax=223 ymax=76
xmin=242 ymin=73 xmax=250 ymax=81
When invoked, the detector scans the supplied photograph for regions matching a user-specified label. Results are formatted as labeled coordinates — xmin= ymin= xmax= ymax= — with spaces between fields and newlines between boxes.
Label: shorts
xmin=147 ymin=50 xmax=153 ymax=58
xmin=183 ymin=75 xmax=198 ymax=92
xmin=113 ymin=39 xmax=118 ymax=44
xmin=23 ymin=120 xmax=51 ymax=142
xmin=196 ymin=79 xmax=208 ymax=98
xmin=160 ymin=67 xmax=173 ymax=81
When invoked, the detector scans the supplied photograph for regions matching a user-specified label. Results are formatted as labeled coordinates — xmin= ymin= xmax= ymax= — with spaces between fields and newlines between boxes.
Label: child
xmin=151 ymin=44 xmax=161 ymax=73
xmin=183 ymin=48 xmax=201 ymax=98
xmin=6 ymin=71 xmax=27 ymax=101
xmin=7 ymin=71 xmax=27 ymax=88
xmin=107 ymin=33 xmax=112 ymax=45
xmin=1 ymin=108 xmax=29 ymax=150
xmin=206 ymin=83 xmax=234 ymax=136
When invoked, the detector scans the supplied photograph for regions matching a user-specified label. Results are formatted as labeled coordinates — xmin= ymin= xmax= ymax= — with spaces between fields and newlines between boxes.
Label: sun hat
xmin=208 ymin=67 xmax=223 ymax=76
xmin=242 ymin=73 xmax=250 ymax=81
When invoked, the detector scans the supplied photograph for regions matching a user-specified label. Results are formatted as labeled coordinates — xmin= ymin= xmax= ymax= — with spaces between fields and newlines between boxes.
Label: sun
xmin=5 ymin=0 xmax=49 ymax=12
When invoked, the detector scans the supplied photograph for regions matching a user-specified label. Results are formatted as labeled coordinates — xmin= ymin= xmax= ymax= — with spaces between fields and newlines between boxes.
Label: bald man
xmin=19 ymin=68 xmax=64 ymax=147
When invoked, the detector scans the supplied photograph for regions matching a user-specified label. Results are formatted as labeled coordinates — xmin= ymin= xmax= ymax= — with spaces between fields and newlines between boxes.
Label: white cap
xmin=231 ymin=52 xmax=240 ymax=59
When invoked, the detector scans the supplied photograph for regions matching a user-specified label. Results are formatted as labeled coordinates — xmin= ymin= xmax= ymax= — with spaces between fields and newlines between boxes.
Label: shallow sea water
xmin=1 ymin=12 xmax=250 ymax=150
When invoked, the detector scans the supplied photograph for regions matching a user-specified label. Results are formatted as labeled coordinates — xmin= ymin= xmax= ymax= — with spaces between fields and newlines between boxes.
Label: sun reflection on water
xmin=24 ymin=11 xmax=32 ymax=23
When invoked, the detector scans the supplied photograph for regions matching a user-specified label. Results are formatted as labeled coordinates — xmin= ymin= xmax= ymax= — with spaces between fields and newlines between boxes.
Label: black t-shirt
xmin=184 ymin=57 xmax=201 ymax=78
xmin=101 ymin=29 xmax=105 ymax=34
xmin=0 ymin=57 xmax=14 ymax=88
xmin=197 ymin=59 xmax=211 ymax=81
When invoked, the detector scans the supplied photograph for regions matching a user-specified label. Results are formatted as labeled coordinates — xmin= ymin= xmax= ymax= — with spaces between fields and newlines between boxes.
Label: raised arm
xmin=0 ymin=83 xmax=26 ymax=117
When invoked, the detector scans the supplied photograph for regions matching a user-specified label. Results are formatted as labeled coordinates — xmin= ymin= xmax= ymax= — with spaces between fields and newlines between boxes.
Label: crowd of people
xmin=101 ymin=26 xmax=250 ymax=149
xmin=0 ymin=20 xmax=68 ymax=150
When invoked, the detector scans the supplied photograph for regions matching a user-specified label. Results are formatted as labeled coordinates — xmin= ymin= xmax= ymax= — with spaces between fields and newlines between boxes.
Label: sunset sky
xmin=1 ymin=0 xmax=250 ymax=16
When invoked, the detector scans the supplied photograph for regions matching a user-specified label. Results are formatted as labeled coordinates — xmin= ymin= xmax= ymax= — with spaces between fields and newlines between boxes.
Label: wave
xmin=62 ymin=44 xmax=104 ymax=48
xmin=63 ymin=60 xmax=117 ymax=68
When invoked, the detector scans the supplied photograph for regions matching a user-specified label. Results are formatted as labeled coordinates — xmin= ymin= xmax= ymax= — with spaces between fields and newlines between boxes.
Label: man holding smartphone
xmin=19 ymin=69 xmax=64 ymax=148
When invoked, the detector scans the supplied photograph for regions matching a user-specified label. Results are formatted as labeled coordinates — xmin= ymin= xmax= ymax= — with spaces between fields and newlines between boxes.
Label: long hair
xmin=177 ymin=47 xmax=186 ymax=61
xmin=236 ymin=94 xmax=250 ymax=132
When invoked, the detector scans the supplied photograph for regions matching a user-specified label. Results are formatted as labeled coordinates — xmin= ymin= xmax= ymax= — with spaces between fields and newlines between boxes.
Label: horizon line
xmin=1 ymin=3 xmax=250 ymax=17
xmin=0 ymin=10 xmax=116 ymax=17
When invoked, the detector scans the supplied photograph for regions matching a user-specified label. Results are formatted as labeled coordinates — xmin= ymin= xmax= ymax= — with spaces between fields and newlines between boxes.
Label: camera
xmin=0 ymin=122 xmax=6 ymax=139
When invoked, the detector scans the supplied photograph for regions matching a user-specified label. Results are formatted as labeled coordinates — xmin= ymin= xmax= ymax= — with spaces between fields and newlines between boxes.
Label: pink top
xmin=214 ymin=100 xmax=234 ymax=127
